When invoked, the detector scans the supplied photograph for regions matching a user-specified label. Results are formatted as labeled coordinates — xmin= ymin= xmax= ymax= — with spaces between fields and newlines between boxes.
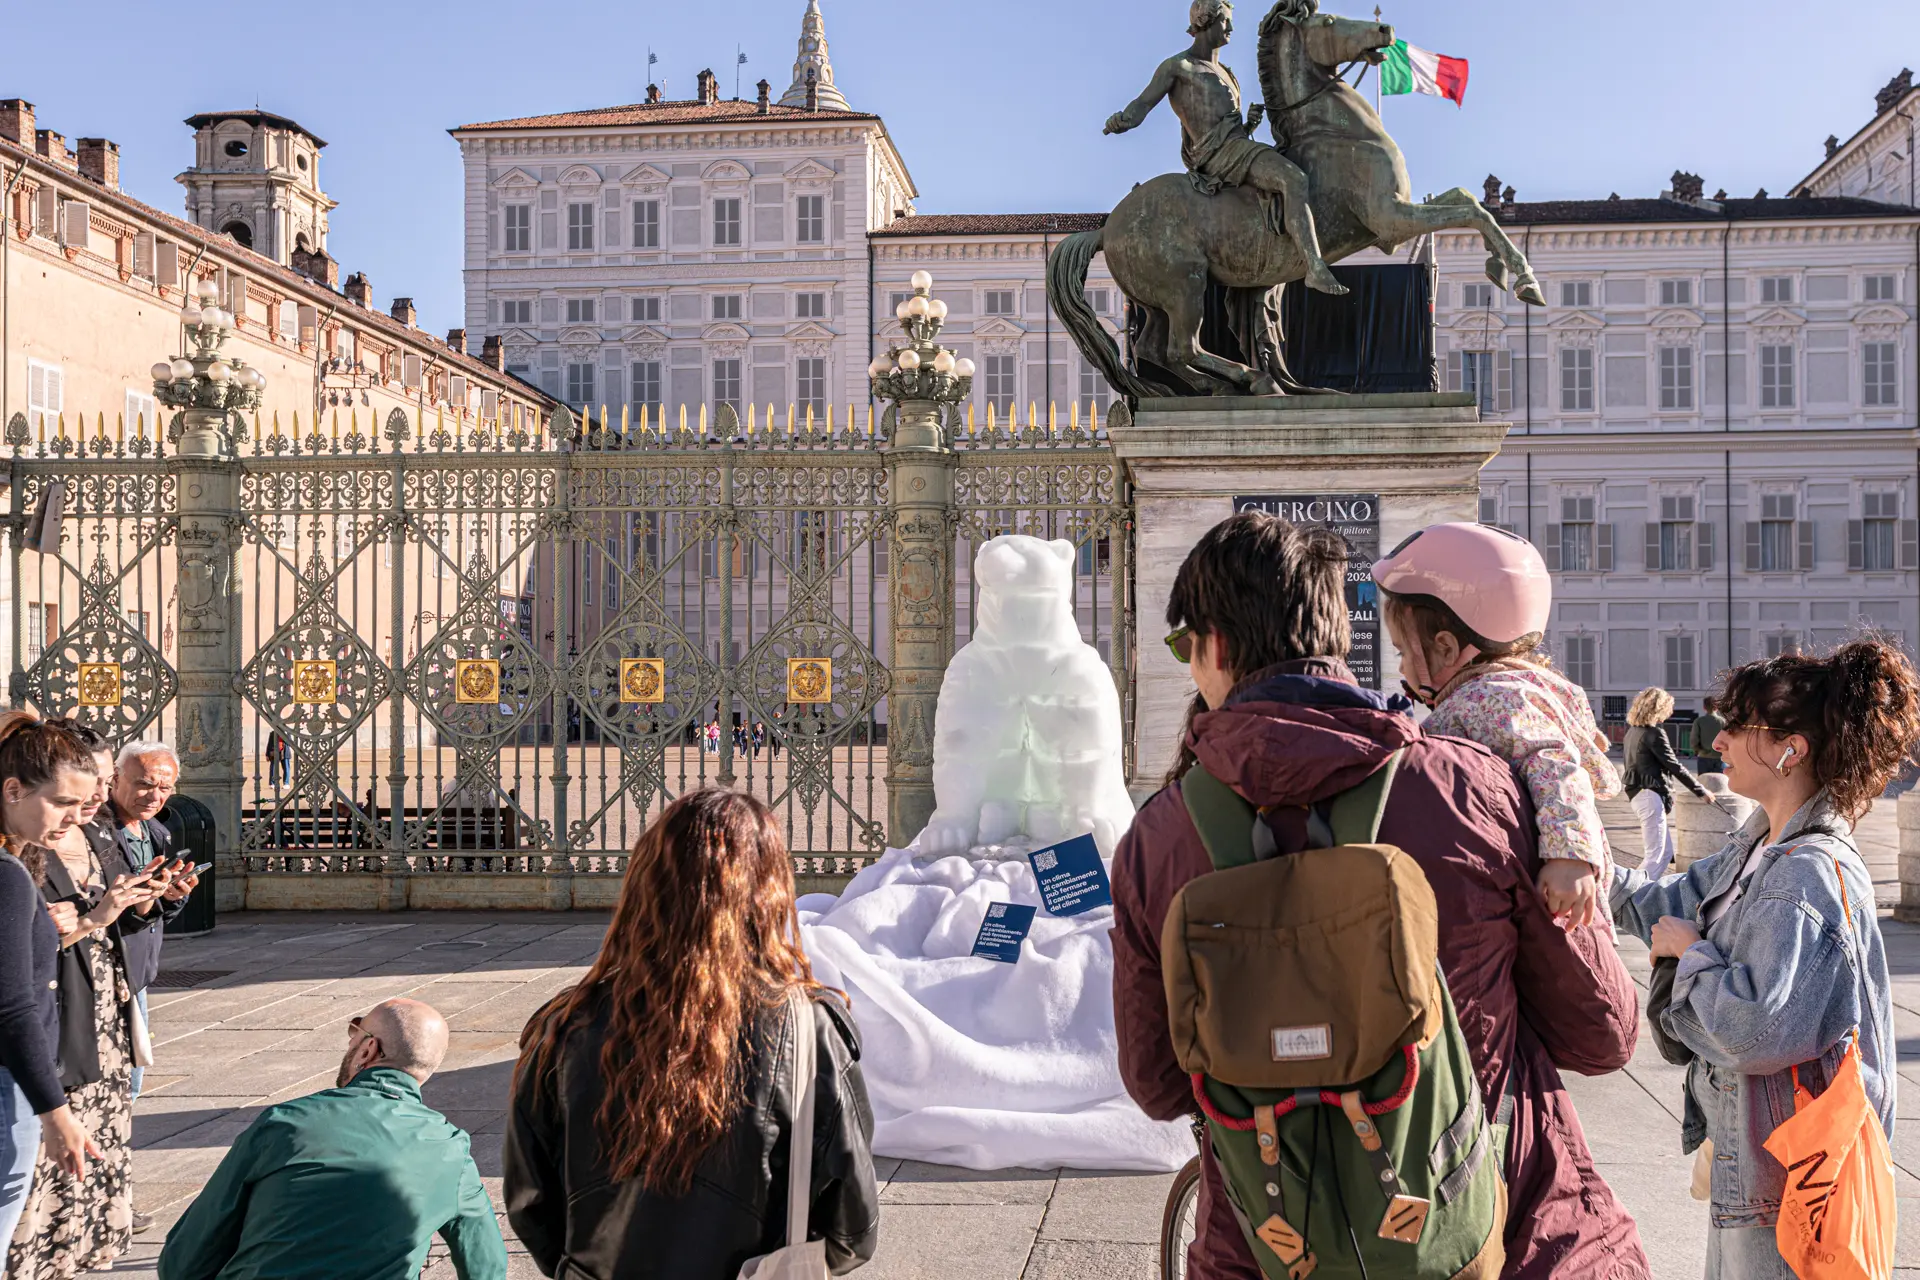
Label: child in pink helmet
xmin=1372 ymin=522 xmax=1621 ymax=925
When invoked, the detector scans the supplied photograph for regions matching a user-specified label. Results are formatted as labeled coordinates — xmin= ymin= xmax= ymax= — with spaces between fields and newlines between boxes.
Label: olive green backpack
xmin=1163 ymin=753 xmax=1509 ymax=1280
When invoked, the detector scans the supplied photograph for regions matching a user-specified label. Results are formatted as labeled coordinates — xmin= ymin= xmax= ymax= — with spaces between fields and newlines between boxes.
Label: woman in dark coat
xmin=1623 ymin=686 xmax=1710 ymax=878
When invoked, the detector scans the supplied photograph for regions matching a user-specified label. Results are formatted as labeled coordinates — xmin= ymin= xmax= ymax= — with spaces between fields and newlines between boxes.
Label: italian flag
xmin=1381 ymin=40 xmax=1469 ymax=106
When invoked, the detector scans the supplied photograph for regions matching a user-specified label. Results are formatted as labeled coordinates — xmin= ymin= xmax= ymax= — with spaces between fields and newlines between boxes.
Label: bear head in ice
xmin=915 ymin=535 xmax=1137 ymax=861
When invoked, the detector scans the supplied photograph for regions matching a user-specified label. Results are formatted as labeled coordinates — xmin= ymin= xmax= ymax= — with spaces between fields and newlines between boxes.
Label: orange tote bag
xmin=1760 ymin=850 xmax=1896 ymax=1280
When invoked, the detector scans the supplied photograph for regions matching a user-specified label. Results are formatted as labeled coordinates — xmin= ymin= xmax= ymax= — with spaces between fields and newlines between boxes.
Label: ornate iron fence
xmin=5 ymin=403 xmax=1131 ymax=880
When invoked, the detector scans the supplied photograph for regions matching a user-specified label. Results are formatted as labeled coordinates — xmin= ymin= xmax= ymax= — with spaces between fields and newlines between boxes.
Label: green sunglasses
xmin=1165 ymin=626 xmax=1196 ymax=664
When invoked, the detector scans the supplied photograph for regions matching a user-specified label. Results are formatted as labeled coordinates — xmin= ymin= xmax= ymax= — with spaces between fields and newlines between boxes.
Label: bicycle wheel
xmin=1159 ymin=1155 xmax=1203 ymax=1280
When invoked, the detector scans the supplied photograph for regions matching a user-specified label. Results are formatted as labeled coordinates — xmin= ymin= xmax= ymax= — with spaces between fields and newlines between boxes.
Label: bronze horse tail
xmin=1046 ymin=229 xmax=1168 ymax=404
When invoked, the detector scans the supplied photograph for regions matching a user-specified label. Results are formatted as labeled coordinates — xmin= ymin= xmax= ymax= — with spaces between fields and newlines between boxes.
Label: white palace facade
xmin=455 ymin=6 xmax=1919 ymax=723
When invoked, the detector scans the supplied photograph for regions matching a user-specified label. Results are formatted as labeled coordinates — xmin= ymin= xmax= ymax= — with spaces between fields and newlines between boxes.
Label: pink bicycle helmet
xmin=1371 ymin=522 xmax=1551 ymax=644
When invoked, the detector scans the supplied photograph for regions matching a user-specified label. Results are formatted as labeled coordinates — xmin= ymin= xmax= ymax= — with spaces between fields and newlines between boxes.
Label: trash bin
xmin=162 ymin=795 xmax=217 ymax=937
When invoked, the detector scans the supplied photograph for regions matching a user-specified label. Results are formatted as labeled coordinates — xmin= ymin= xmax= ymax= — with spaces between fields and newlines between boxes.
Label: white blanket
xmin=798 ymin=846 xmax=1194 ymax=1173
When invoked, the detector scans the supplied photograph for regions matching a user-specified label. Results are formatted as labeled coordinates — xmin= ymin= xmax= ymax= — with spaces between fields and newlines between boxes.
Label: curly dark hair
xmin=1717 ymin=636 xmax=1920 ymax=822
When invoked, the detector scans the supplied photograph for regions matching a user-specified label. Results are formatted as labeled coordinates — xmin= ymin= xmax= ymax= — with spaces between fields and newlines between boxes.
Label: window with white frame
xmin=581 ymin=542 xmax=595 ymax=608
xmin=1658 ymin=496 xmax=1696 ymax=571
xmin=504 ymin=204 xmax=531 ymax=252
xmin=500 ymin=299 xmax=532 ymax=325
xmin=795 ymin=195 xmax=825 ymax=244
xmin=984 ymin=355 xmax=1016 ymax=414
xmin=27 ymin=359 xmax=61 ymax=436
xmin=1760 ymin=345 xmax=1795 ymax=407
xmin=1658 ymin=346 xmax=1694 ymax=410
xmin=1559 ymin=281 xmax=1593 ymax=308
xmin=1759 ymin=494 xmax=1797 ymax=571
xmin=1664 ymin=634 xmax=1697 ymax=690
xmin=1560 ymin=348 xmax=1594 ymax=411
xmin=984 ymin=290 xmax=1016 ymax=317
xmin=1463 ymin=282 xmax=1498 ymax=309
xmin=631 ymin=296 xmax=661 ymax=323
xmin=1865 ymin=342 xmax=1898 ymax=407
xmin=795 ymin=292 xmax=827 ymax=319
xmin=630 ymin=362 xmax=661 ymax=415
xmin=1479 ymin=493 xmax=1501 ymax=525
xmin=25 ymin=603 xmax=54 ymax=661
xmin=631 ymin=200 xmax=660 ymax=249
xmin=565 ymin=298 xmax=596 ymax=324
xmin=1564 ymin=634 xmax=1597 ymax=689
xmin=124 ymin=389 xmax=155 ymax=440
xmin=1861 ymin=492 xmax=1899 ymax=571
xmin=712 ymin=295 xmax=742 ymax=321
xmin=1765 ymin=633 xmax=1802 ymax=658
xmin=278 ymin=299 xmax=298 ymax=340
xmin=796 ymin=358 xmax=826 ymax=416
xmin=1085 ymin=288 xmax=1111 ymax=313
xmin=1080 ymin=362 xmax=1112 ymax=414
xmin=1864 ymin=274 xmax=1897 ymax=303
xmin=712 ymin=358 xmax=742 ymax=411
xmin=567 ymin=203 xmax=594 ymax=251
xmin=1659 ymin=279 xmax=1694 ymax=307
xmin=603 ymin=537 xmax=621 ymax=609
xmin=1560 ymin=496 xmax=1596 ymax=572
xmin=1760 ymin=276 xmax=1793 ymax=304
xmin=1457 ymin=350 xmax=1496 ymax=414
xmin=713 ymin=198 xmax=742 ymax=247
xmin=566 ymin=363 xmax=595 ymax=406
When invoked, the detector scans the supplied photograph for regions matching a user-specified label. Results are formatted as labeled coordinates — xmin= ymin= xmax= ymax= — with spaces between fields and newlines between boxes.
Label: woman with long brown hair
xmin=504 ymin=789 xmax=878 ymax=1279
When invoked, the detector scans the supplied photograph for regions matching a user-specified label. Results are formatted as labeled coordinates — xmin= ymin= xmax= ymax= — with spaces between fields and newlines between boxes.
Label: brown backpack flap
xmin=1163 ymin=841 xmax=1442 ymax=1088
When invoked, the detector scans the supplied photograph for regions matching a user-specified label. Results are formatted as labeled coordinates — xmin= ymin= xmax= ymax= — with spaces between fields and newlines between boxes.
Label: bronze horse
xmin=1051 ymin=0 xmax=1545 ymax=399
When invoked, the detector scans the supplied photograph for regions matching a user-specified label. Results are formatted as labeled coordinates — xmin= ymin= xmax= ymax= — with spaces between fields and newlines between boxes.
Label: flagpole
xmin=1375 ymin=8 xmax=1384 ymax=116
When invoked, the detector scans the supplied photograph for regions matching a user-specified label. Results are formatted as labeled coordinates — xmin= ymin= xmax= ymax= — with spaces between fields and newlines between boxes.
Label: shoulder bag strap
xmin=1326 ymin=751 xmax=1403 ymax=847
xmin=784 ymin=986 xmax=818 ymax=1250
xmin=1179 ymin=764 xmax=1259 ymax=871
xmin=1788 ymin=843 xmax=1864 ymax=1094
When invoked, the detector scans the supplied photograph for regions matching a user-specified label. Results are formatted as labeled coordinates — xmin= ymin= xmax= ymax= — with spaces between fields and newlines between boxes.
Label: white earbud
xmin=1776 ymin=745 xmax=1797 ymax=773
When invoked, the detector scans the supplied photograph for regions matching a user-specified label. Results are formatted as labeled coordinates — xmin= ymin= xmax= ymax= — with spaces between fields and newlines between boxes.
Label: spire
xmin=778 ymin=0 xmax=850 ymax=112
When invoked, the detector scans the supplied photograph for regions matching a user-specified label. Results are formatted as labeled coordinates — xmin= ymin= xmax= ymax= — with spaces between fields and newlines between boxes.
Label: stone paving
xmin=96 ymin=798 xmax=1920 ymax=1279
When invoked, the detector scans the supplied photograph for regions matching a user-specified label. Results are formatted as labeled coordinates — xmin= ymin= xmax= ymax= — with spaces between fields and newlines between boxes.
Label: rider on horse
xmin=1103 ymin=0 xmax=1348 ymax=296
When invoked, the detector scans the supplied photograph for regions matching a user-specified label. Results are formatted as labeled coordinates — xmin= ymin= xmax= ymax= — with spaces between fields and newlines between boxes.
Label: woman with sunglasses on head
xmin=0 ymin=713 xmax=110 ymax=1272
xmin=504 ymin=789 xmax=879 ymax=1279
xmin=1613 ymin=638 xmax=1918 ymax=1278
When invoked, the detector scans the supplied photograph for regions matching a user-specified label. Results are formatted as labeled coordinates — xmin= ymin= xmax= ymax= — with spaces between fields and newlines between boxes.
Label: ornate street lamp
xmin=150 ymin=276 xmax=267 ymax=458
xmin=867 ymin=270 xmax=973 ymax=448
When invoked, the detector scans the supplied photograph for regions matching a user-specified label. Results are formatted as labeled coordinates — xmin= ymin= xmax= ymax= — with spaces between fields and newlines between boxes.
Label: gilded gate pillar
xmin=873 ymin=271 xmax=975 ymax=849
xmin=171 ymin=412 xmax=245 ymax=910
xmin=883 ymin=400 xmax=954 ymax=848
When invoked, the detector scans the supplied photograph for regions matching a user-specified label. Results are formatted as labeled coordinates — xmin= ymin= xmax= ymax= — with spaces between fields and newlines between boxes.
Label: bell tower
xmin=178 ymin=110 xmax=336 ymax=270
xmin=778 ymin=0 xmax=851 ymax=111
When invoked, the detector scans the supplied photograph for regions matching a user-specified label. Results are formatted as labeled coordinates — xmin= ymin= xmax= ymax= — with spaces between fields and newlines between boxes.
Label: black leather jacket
xmin=504 ymin=986 xmax=880 ymax=1280
xmin=1622 ymin=724 xmax=1708 ymax=810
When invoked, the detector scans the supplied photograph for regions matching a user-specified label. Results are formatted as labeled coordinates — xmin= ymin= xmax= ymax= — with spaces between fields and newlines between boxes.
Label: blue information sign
xmin=1026 ymin=833 xmax=1114 ymax=917
xmin=971 ymin=902 xmax=1037 ymax=964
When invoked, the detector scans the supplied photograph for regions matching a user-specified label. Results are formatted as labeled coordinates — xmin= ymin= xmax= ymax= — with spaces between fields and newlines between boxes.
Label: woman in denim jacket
xmin=1612 ymin=639 xmax=1920 ymax=1278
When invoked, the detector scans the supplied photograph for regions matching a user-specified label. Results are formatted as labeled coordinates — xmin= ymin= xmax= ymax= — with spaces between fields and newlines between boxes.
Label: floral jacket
xmin=1426 ymin=662 xmax=1621 ymax=873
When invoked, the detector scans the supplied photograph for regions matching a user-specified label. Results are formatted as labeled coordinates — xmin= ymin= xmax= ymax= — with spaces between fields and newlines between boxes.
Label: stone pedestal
xmin=1671 ymin=775 xmax=1756 ymax=873
xmin=1898 ymin=790 xmax=1920 ymax=921
xmin=1110 ymin=393 xmax=1508 ymax=793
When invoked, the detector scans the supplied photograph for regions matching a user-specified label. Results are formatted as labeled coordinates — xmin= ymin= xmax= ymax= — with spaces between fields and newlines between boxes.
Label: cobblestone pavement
xmin=97 ymin=799 xmax=1920 ymax=1278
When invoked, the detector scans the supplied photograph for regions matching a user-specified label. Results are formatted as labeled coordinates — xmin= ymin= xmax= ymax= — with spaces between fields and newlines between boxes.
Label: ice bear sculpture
xmin=916 ymin=535 xmax=1137 ymax=859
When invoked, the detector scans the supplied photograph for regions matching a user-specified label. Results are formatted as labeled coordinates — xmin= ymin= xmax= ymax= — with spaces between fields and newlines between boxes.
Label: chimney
xmin=1824 ymin=134 xmax=1841 ymax=158
xmin=480 ymin=335 xmax=505 ymax=371
xmin=35 ymin=129 xmax=76 ymax=172
xmin=1481 ymin=174 xmax=1502 ymax=208
xmin=75 ymin=138 xmax=118 ymax=190
xmin=756 ymin=79 xmax=771 ymax=114
xmin=390 ymin=297 xmax=417 ymax=327
xmin=446 ymin=328 xmax=468 ymax=355
xmin=0 ymin=100 xmax=33 ymax=147
xmin=344 ymin=271 xmax=372 ymax=306
xmin=304 ymin=249 xmax=338 ymax=288
xmin=1500 ymin=184 xmax=1516 ymax=213
xmin=696 ymin=69 xmax=718 ymax=106
xmin=646 ymin=83 xmax=661 ymax=105
xmin=1875 ymin=68 xmax=1914 ymax=117
xmin=1669 ymin=170 xmax=1705 ymax=204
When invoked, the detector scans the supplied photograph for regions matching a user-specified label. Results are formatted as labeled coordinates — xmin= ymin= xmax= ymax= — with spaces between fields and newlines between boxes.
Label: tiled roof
xmin=1498 ymin=195 xmax=1918 ymax=225
xmin=453 ymin=100 xmax=881 ymax=132
xmin=0 ymin=135 xmax=552 ymax=404
xmin=873 ymin=213 xmax=1108 ymax=237
xmin=183 ymin=110 xmax=326 ymax=147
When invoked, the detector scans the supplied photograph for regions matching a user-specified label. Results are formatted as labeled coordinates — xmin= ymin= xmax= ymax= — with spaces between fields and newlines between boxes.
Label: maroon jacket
xmin=1112 ymin=661 xmax=1648 ymax=1280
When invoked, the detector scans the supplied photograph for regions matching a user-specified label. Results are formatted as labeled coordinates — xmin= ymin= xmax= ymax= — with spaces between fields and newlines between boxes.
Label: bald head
xmin=359 ymin=998 xmax=450 ymax=1083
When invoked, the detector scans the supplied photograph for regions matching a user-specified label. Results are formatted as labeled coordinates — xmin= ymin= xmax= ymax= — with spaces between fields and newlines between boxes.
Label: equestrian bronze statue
xmin=1051 ymin=0 xmax=1545 ymax=400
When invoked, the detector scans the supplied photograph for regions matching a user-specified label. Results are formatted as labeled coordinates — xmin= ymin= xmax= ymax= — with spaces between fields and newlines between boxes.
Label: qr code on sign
xmin=1033 ymin=850 xmax=1059 ymax=872
xmin=987 ymin=903 xmax=1007 ymax=918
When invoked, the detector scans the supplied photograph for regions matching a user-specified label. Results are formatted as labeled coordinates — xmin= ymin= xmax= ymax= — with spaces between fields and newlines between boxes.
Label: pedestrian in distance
xmin=1624 ymin=687 xmax=1711 ymax=879
xmin=505 ymin=788 xmax=879 ymax=1279
xmin=157 ymin=998 xmax=506 ymax=1280
xmin=1692 ymin=696 xmax=1726 ymax=775
xmin=1613 ymin=639 xmax=1918 ymax=1278
xmin=1373 ymin=522 xmax=1624 ymax=927
xmin=0 ymin=714 xmax=103 ymax=1255
xmin=1114 ymin=511 xmax=1647 ymax=1280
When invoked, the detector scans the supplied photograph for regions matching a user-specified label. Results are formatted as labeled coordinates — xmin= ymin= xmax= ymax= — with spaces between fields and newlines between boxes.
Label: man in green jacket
xmin=1693 ymin=695 xmax=1726 ymax=774
xmin=158 ymin=998 xmax=507 ymax=1280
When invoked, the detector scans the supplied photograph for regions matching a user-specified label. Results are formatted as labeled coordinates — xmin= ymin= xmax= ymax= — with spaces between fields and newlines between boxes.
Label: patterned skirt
xmin=5 ymin=941 xmax=133 ymax=1279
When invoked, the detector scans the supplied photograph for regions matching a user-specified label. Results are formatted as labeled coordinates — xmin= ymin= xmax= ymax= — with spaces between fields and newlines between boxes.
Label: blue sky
xmin=9 ymin=0 xmax=1916 ymax=336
